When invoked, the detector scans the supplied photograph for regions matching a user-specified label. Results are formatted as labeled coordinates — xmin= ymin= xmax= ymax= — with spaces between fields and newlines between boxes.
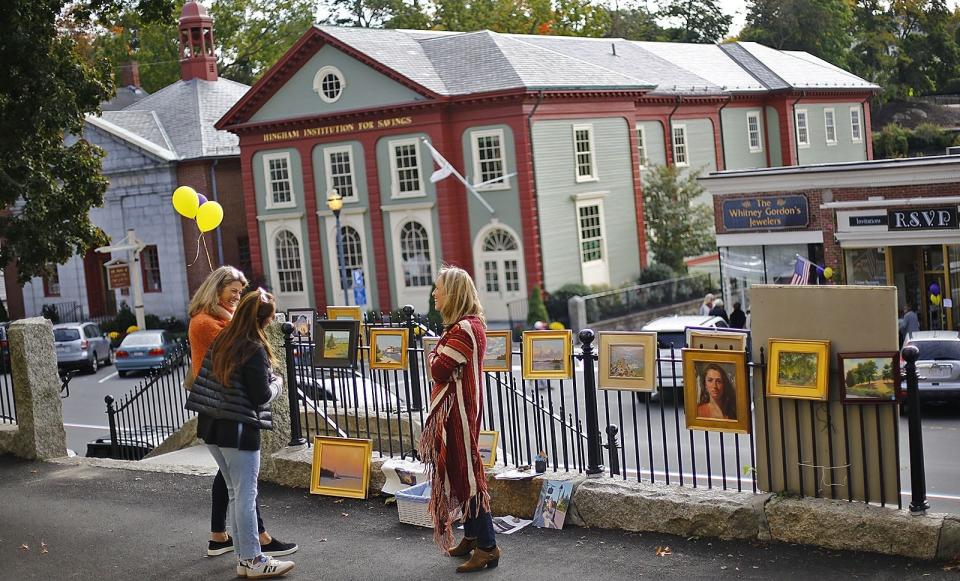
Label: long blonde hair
xmin=188 ymin=266 xmax=248 ymax=318
xmin=436 ymin=265 xmax=485 ymax=327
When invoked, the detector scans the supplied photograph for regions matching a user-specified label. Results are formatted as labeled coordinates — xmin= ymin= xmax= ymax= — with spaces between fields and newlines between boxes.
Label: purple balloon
xmin=197 ymin=193 xmax=209 ymax=206
xmin=930 ymin=282 xmax=941 ymax=296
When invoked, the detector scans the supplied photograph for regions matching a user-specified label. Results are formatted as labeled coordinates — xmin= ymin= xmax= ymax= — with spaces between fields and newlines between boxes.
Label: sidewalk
xmin=0 ymin=455 xmax=952 ymax=580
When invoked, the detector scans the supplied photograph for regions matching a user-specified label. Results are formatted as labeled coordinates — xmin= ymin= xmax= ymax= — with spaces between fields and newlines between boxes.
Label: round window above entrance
xmin=313 ymin=66 xmax=345 ymax=103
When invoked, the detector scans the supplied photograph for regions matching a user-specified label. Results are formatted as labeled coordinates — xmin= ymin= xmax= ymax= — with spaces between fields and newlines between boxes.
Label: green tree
xmin=873 ymin=123 xmax=910 ymax=159
xmin=848 ymin=0 xmax=898 ymax=101
xmin=641 ymin=164 xmax=715 ymax=273
xmin=603 ymin=2 xmax=666 ymax=40
xmin=657 ymin=0 xmax=732 ymax=43
xmin=890 ymin=0 xmax=960 ymax=97
xmin=527 ymin=286 xmax=549 ymax=326
xmin=740 ymin=0 xmax=854 ymax=68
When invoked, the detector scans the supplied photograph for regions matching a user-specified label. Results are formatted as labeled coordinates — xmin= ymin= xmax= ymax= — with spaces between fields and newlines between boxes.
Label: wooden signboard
xmin=106 ymin=262 xmax=131 ymax=290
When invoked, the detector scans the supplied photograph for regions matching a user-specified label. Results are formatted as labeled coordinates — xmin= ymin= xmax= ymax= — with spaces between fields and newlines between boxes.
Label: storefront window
xmin=950 ymin=245 xmax=960 ymax=330
xmin=763 ymin=244 xmax=809 ymax=284
xmin=720 ymin=246 xmax=764 ymax=310
xmin=844 ymin=248 xmax=887 ymax=286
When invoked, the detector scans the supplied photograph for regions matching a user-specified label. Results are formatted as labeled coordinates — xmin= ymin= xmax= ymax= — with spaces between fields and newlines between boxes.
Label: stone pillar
xmin=9 ymin=317 xmax=66 ymax=459
xmin=260 ymin=322 xmax=292 ymax=479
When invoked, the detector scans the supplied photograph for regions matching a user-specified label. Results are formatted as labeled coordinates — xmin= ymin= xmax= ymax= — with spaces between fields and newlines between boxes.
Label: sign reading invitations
xmin=531 ymin=480 xmax=574 ymax=530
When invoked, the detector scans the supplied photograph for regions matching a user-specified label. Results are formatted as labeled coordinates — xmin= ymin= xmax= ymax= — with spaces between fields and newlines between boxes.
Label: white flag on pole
xmin=425 ymin=141 xmax=455 ymax=183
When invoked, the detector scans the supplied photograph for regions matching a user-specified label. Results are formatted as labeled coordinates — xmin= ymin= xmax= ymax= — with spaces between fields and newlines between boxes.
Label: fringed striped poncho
xmin=417 ymin=316 xmax=488 ymax=551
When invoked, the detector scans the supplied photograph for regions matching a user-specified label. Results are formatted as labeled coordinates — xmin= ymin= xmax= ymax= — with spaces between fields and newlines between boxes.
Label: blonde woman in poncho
xmin=418 ymin=265 xmax=498 ymax=573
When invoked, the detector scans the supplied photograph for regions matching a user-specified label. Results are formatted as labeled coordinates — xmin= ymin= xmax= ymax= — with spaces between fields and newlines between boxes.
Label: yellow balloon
xmin=823 ymin=267 xmax=834 ymax=280
xmin=172 ymin=186 xmax=199 ymax=219
xmin=196 ymin=201 xmax=224 ymax=232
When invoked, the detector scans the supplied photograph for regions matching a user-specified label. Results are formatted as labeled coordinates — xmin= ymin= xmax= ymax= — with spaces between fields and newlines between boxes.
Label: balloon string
xmin=187 ymin=231 xmax=203 ymax=267
xmin=201 ymin=233 xmax=214 ymax=272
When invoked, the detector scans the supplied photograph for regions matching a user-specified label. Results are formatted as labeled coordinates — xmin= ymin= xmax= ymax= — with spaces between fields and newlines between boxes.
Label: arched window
xmin=399 ymin=221 xmax=432 ymax=287
xmin=483 ymin=228 xmax=519 ymax=252
xmin=480 ymin=228 xmax=520 ymax=293
xmin=340 ymin=226 xmax=364 ymax=289
xmin=274 ymin=230 xmax=304 ymax=293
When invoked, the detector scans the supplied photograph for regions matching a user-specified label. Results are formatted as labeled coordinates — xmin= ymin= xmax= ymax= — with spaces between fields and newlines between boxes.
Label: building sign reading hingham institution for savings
xmin=721 ymin=195 xmax=809 ymax=231
xmin=262 ymin=116 xmax=414 ymax=143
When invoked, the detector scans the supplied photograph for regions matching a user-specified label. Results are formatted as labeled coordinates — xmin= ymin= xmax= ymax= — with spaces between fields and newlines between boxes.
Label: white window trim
xmin=388 ymin=137 xmax=425 ymax=199
xmin=473 ymin=222 xmax=527 ymax=321
xmin=572 ymin=124 xmax=599 ymax=182
xmin=850 ymin=106 xmax=863 ymax=143
xmin=575 ymin=198 xmax=608 ymax=266
xmin=824 ymin=108 xmax=838 ymax=146
xmin=323 ymin=144 xmax=358 ymax=203
xmin=389 ymin=210 xmax=437 ymax=297
xmin=313 ymin=65 xmax=345 ymax=104
xmin=322 ymin=213 xmax=370 ymax=309
xmin=672 ymin=124 xmax=689 ymax=167
xmin=636 ymin=124 xmax=648 ymax=168
xmin=746 ymin=111 xmax=763 ymax=153
xmin=470 ymin=128 xmax=510 ymax=191
xmin=262 ymin=152 xmax=296 ymax=210
xmin=263 ymin=219 xmax=308 ymax=305
xmin=795 ymin=109 xmax=810 ymax=149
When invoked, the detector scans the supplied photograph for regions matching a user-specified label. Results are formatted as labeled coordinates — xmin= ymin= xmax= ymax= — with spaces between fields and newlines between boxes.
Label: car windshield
xmin=911 ymin=340 xmax=960 ymax=361
xmin=54 ymin=329 xmax=81 ymax=342
xmin=121 ymin=334 xmax=162 ymax=347
xmin=657 ymin=332 xmax=686 ymax=350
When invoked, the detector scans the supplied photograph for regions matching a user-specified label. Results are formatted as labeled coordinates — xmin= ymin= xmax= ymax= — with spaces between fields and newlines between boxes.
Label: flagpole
xmin=421 ymin=137 xmax=495 ymax=214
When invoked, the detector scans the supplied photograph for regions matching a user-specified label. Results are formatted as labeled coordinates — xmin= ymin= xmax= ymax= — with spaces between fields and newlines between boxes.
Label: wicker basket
xmin=395 ymin=482 xmax=433 ymax=528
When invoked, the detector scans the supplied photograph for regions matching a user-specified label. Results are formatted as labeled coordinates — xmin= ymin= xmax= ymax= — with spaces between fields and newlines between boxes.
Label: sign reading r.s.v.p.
xmin=887 ymin=207 xmax=959 ymax=231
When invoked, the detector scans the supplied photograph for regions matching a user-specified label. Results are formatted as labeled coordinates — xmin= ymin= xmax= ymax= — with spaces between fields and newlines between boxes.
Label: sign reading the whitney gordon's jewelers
xmin=887 ymin=207 xmax=959 ymax=231
xmin=262 ymin=116 xmax=414 ymax=143
xmin=721 ymin=195 xmax=809 ymax=231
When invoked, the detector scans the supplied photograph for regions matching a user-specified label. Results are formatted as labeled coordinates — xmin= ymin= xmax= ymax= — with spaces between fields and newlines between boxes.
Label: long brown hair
xmin=211 ymin=288 xmax=277 ymax=385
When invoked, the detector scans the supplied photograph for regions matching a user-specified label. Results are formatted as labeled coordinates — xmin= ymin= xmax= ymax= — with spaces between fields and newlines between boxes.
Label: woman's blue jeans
xmin=463 ymin=498 xmax=496 ymax=549
xmin=207 ymin=445 xmax=261 ymax=561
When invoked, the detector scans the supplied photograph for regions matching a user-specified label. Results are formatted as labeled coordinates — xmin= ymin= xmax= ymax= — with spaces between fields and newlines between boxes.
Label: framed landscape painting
xmin=287 ymin=308 xmax=315 ymax=341
xmin=597 ymin=331 xmax=657 ymax=391
xmin=326 ymin=305 xmax=363 ymax=322
xmin=483 ymin=331 xmax=512 ymax=372
xmin=522 ymin=330 xmax=573 ymax=380
xmin=478 ymin=430 xmax=499 ymax=468
xmin=313 ymin=320 xmax=360 ymax=368
xmin=310 ymin=436 xmax=373 ymax=499
xmin=682 ymin=348 xmax=750 ymax=434
xmin=767 ymin=339 xmax=831 ymax=401
xmin=421 ymin=336 xmax=439 ymax=357
xmin=839 ymin=352 xmax=899 ymax=404
xmin=369 ymin=328 xmax=409 ymax=370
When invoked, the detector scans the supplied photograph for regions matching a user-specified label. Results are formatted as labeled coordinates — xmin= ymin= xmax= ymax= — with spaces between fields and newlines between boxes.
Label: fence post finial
xmin=578 ymin=328 xmax=604 ymax=476
xmin=282 ymin=322 xmax=306 ymax=447
xmin=402 ymin=305 xmax=423 ymax=411
xmin=902 ymin=344 xmax=929 ymax=514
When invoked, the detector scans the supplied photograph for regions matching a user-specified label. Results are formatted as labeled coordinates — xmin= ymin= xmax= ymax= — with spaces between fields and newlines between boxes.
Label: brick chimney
xmin=178 ymin=1 xmax=218 ymax=82
xmin=119 ymin=61 xmax=141 ymax=88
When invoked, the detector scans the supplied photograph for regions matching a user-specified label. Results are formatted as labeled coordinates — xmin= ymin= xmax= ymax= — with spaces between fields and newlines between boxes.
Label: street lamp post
xmin=327 ymin=190 xmax=350 ymax=306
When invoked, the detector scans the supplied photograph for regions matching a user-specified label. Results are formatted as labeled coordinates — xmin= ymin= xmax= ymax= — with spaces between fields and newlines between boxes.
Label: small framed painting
xmin=597 ymin=331 xmax=657 ymax=391
xmin=478 ymin=430 xmax=499 ymax=468
xmin=310 ymin=436 xmax=373 ymax=499
xmin=313 ymin=320 xmax=360 ymax=368
xmin=422 ymin=336 xmax=439 ymax=357
xmin=522 ymin=330 xmax=573 ymax=380
xmin=369 ymin=327 xmax=409 ymax=370
xmin=326 ymin=305 xmax=363 ymax=322
xmin=483 ymin=331 xmax=512 ymax=372
xmin=767 ymin=339 xmax=831 ymax=401
xmin=682 ymin=348 xmax=750 ymax=434
xmin=287 ymin=309 xmax=315 ymax=341
xmin=839 ymin=351 xmax=899 ymax=404
xmin=685 ymin=326 xmax=748 ymax=352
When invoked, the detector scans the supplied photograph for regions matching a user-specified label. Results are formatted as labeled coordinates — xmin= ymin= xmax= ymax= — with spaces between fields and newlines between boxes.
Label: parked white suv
xmin=639 ymin=314 xmax=729 ymax=400
xmin=53 ymin=322 xmax=112 ymax=374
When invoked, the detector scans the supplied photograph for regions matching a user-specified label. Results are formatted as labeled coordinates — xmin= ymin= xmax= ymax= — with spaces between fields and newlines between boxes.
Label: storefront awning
xmin=835 ymin=229 xmax=960 ymax=248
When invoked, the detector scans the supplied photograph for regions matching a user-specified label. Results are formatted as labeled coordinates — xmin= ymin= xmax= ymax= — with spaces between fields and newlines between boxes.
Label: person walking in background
xmin=699 ymin=293 xmax=715 ymax=316
xmin=902 ymin=301 xmax=920 ymax=337
xmin=709 ymin=298 xmax=729 ymax=324
xmin=729 ymin=302 xmax=747 ymax=329
xmin=187 ymin=267 xmax=296 ymax=559
xmin=187 ymin=289 xmax=295 ymax=579
xmin=418 ymin=266 xmax=499 ymax=573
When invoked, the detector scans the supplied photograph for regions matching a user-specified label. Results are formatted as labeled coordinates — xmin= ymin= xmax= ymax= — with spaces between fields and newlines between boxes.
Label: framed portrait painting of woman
xmin=682 ymin=348 xmax=750 ymax=434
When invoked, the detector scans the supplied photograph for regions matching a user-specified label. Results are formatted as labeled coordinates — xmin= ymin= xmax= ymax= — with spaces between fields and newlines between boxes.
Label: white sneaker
xmin=237 ymin=555 xmax=295 ymax=578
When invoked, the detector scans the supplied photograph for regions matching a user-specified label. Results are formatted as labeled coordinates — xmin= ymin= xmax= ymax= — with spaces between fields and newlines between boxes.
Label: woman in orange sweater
xmin=188 ymin=267 xmax=297 ymax=558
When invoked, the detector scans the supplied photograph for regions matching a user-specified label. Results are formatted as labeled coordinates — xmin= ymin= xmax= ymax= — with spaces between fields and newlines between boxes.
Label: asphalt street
xmin=0 ymin=455 xmax=953 ymax=580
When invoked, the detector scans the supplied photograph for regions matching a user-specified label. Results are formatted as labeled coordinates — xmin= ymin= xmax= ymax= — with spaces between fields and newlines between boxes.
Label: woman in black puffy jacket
xmin=186 ymin=288 xmax=294 ymax=579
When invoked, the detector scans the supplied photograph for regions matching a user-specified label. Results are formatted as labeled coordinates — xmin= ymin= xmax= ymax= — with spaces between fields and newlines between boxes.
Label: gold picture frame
xmin=309 ymin=436 xmax=373 ymax=499
xmin=522 ymin=330 xmax=573 ymax=380
xmin=369 ymin=327 xmax=409 ymax=370
xmin=326 ymin=305 xmax=363 ymax=322
xmin=483 ymin=331 xmax=512 ymax=372
xmin=597 ymin=331 xmax=657 ymax=391
xmin=682 ymin=348 xmax=750 ymax=434
xmin=478 ymin=430 xmax=499 ymax=468
xmin=767 ymin=338 xmax=831 ymax=401
xmin=685 ymin=329 xmax=748 ymax=352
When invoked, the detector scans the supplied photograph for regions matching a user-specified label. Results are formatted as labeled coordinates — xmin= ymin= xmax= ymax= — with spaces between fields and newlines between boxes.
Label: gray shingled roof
xmin=122 ymin=78 xmax=250 ymax=158
xmin=733 ymin=42 xmax=879 ymax=90
xmin=634 ymin=41 xmax=765 ymax=92
xmin=99 ymin=110 xmax=173 ymax=152
xmin=718 ymin=43 xmax=790 ymax=91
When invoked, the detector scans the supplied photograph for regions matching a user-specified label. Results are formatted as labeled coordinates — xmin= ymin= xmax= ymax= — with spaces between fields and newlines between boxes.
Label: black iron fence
xmin=100 ymin=343 xmax=193 ymax=460
xmin=0 ymin=350 xmax=14 ymax=424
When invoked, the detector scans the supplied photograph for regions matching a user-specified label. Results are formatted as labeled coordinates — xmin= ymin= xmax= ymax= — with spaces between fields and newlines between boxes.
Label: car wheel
xmin=118 ymin=369 xmax=128 ymax=378
xmin=87 ymin=355 xmax=99 ymax=374
xmin=103 ymin=349 xmax=114 ymax=366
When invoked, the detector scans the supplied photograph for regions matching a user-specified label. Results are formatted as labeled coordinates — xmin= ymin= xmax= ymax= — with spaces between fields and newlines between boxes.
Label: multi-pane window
xmin=340 ymin=226 xmax=364 ymax=289
xmin=141 ymin=245 xmax=161 ymax=292
xmin=503 ymin=260 xmax=520 ymax=292
xmin=390 ymin=140 xmax=423 ymax=196
xmin=578 ymin=203 xmax=604 ymax=263
xmin=43 ymin=265 xmax=60 ymax=297
xmin=274 ymin=230 xmax=304 ymax=293
xmin=573 ymin=125 xmax=596 ymax=181
xmin=636 ymin=125 xmax=648 ymax=167
xmin=746 ymin=112 xmax=762 ymax=153
xmin=265 ymin=153 xmax=293 ymax=206
xmin=399 ymin=221 xmax=432 ymax=287
xmin=795 ymin=110 xmax=810 ymax=146
xmin=237 ymin=236 xmax=252 ymax=276
xmin=672 ymin=125 xmax=688 ymax=166
xmin=824 ymin=108 xmax=837 ymax=145
xmin=850 ymin=107 xmax=863 ymax=143
xmin=473 ymin=130 xmax=507 ymax=187
xmin=483 ymin=261 xmax=499 ymax=293
xmin=325 ymin=146 xmax=355 ymax=200
xmin=314 ymin=66 xmax=344 ymax=103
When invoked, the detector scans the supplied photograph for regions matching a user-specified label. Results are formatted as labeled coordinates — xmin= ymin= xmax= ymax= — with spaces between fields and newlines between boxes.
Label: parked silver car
xmin=640 ymin=314 xmax=729 ymax=400
xmin=54 ymin=322 xmax=113 ymax=374
xmin=903 ymin=330 xmax=960 ymax=402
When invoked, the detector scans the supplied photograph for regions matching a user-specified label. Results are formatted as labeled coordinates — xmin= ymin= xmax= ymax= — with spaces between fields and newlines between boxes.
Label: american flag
xmin=790 ymin=257 xmax=810 ymax=285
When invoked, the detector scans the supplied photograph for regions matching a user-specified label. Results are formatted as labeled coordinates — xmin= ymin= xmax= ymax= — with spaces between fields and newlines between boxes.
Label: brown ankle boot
xmin=447 ymin=537 xmax=478 ymax=557
xmin=456 ymin=546 xmax=500 ymax=573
